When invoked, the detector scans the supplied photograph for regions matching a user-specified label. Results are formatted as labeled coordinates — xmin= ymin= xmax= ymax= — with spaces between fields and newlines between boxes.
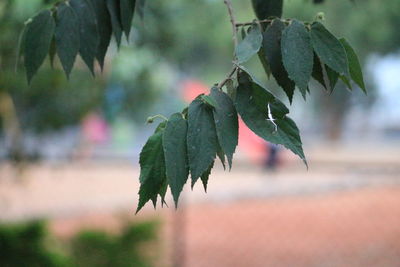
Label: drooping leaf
xmin=340 ymin=75 xmax=353 ymax=90
xmin=187 ymin=98 xmax=218 ymax=183
xmin=235 ymin=24 xmax=263 ymax=64
xmin=55 ymin=2 xmax=80 ymax=78
xmin=340 ymin=38 xmax=366 ymax=93
xmin=235 ymin=70 xmax=307 ymax=165
xmin=136 ymin=125 xmax=167 ymax=213
xmin=312 ymin=55 xmax=339 ymax=92
xmin=163 ymin=113 xmax=189 ymax=208
xmin=281 ymin=20 xmax=313 ymax=98
xmin=120 ymin=0 xmax=136 ymax=39
xmin=263 ymin=19 xmax=296 ymax=103
xmin=200 ymin=161 xmax=214 ymax=192
xmin=251 ymin=0 xmax=283 ymax=20
xmin=216 ymin=144 xmax=226 ymax=170
xmin=90 ymin=0 xmax=113 ymax=70
xmin=210 ymin=87 xmax=238 ymax=169
xmin=257 ymin=48 xmax=271 ymax=79
xmin=70 ymin=0 xmax=99 ymax=75
xmin=15 ymin=26 xmax=27 ymax=72
xmin=107 ymin=0 xmax=123 ymax=47
xmin=200 ymin=94 xmax=219 ymax=109
xmin=24 ymin=10 xmax=56 ymax=84
xmin=310 ymin=22 xmax=349 ymax=77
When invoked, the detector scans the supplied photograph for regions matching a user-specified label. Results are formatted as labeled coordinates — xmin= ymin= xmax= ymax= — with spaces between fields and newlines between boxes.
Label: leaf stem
xmin=217 ymin=66 xmax=238 ymax=89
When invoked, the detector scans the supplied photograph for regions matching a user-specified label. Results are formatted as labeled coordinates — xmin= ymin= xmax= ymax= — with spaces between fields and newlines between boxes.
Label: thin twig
xmin=217 ymin=66 xmax=238 ymax=89
xmin=235 ymin=18 xmax=292 ymax=27
xmin=223 ymin=0 xmax=238 ymax=47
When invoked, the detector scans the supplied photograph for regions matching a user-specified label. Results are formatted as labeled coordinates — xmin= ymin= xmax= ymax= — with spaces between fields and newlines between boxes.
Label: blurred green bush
xmin=0 ymin=220 xmax=159 ymax=267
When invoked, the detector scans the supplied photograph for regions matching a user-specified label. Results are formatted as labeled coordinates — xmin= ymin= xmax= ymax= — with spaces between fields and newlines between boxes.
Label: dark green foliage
xmin=0 ymin=220 xmax=157 ymax=267
xmin=340 ymin=38 xmax=366 ymax=93
xmin=262 ymin=19 xmax=295 ymax=103
xmin=120 ymin=0 xmax=136 ymax=39
xmin=281 ymin=20 xmax=314 ymax=98
xmin=163 ymin=113 xmax=189 ymax=208
xmin=200 ymin=161 xmax=214 ymax=192
xmin=19 ymin=0 xmax=366 ymax=211
xmin=55 ymin=2 xmax=80 ymax=78
xmin=216 ymin=144 xmax=227 ymax=170
xmin=24 ymin=10 xmax=55 ymax=84
xmin=107 ymin=0 xmax=123 ymax=47
xmin=0 ymin=221 xmax=68 ymax=267
xmin=251 ymin=0 xmax=283 ymax=20
xmin=187 ymin=98 xmax=218 ymax=183
xmin=71 ymin=221 xmax=157 ymax=267
xmin=210 ymin=87 xmax=238 ymax=169
xmin=136 ymin=124 xmax=167 ymax=213
xmin=312 ymin=55 xmax=339 ymax=92
xmin=310 ymin=22 xmax=349 ymax=77
xmin=236 ymin=24 xmax=263 ymax=64
xmin=90 ymin=0 xmax=113 ymax=69
xmin=234 ymin=70 xmax=307 ymax=164
xmin=200 ymin=94 xmax=219 ymax=108
xmin=70 ymin=0 xmax=99 ymax=75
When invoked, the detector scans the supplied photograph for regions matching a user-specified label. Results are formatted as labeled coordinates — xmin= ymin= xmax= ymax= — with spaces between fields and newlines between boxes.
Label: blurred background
xmin=1 ymin=0 xmax=400 ymax=266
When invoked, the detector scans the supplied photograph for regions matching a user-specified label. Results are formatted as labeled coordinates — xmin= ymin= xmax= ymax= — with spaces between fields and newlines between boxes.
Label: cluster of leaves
xmin=137 ymin=17 xmax=366 ymax=212
xmin=137 ymin=67 xmax=311 ymax=212
xmin=18 ymin=0 xmax=366 ymax=212
xmin=0 ymin=220 xmax=158 ymax=267
xmin=237 ymin=19 xmax=366 ymax=104
xmin=18 ymin=0 xmax=144 ymax=83
xmin=0 ymin=221 xmax=68 ymax=266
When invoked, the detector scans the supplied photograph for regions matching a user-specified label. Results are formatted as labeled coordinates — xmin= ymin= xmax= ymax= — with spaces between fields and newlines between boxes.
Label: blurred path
xmin=0 ymin=144 xmax=399 ymax=221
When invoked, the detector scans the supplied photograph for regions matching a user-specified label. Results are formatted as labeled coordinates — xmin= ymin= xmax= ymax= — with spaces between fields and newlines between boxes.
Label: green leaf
xmin=225 ymin=79 xmax=237 ymax=100
xmin=251 ymin=0 xmax=283 ymax=20
xmin=120 ymin=0 xmax=136 ymax=39
xmin=340 ymin=38 xmax=366 ymax=93
xmin=263 ymin=19 xmax=296 ymax=103
xmin=216 ymin=144 xmax=226 ymax=170
xmin=187 ymin=98 xmax=219 ymax=182
xmin=24 ymin=10 xmax=55 ymax=84
xmin=312 ymin=55 xmax=339 ymax=92
xmin=310 ymin=22 xmax=349 ymax=77
xmin=281 ymin=20 xmax=313 ymax=98
xmin=163 ymin=113 xmax=189 ymax=208
xmin=70 ymin=0 xmax=99 ymax=75
xmin=107 ymin=0 xmax=123 ymax=47
xmin=136 ymin=126 xmax=167 ymax=213
xmin=200 ymin=94 xmax=219 ymax=109
xmin=15 ymin=26 xmax=27 ymax=72
xmin=235 ymin=24 xmax=263 ymax=64
xmin=210 ymin=87 xmax=238 ymax=170
xmin=257 ymin=48 xmax=271 ymax=79
xmin=200 ymin=161 xmax=214 ymax=192
xmin=55 ymin=2 xmax=80 ymax=78
xmin=235 ymin=70 xmax=307 ymax=165
xmin=90 ymin=0 xmax=112 ymax=70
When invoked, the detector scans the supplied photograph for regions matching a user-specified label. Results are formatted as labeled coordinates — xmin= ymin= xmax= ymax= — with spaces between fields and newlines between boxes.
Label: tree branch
xmin=223 ymin=0 xmax=238 ymax=47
